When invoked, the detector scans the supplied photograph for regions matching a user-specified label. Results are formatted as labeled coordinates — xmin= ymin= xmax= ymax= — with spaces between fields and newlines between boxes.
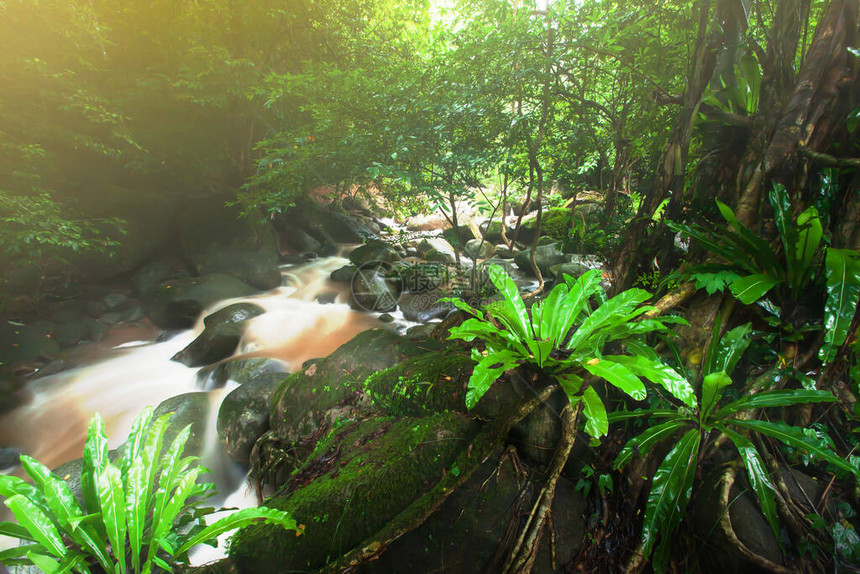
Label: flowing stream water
xmin=0 ymin=255 xmax=383 ymax=566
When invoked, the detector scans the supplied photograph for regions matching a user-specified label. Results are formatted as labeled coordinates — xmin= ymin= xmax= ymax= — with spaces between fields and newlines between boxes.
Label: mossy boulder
xmin=153 ymin=392 xmax=211 ymax=456
xmin=464 ymin=238 xmax=495 ymax=260
xmin=230 ymin=413 xmax=479 ymax=573
xmin=417 ymin=237 xmax=457 ymax=264
xmin=540 ymin=207 xmax=574 ymax=240
xmin=349 ymin=240 xmax=401 ymax=266
xmin=362 ymin=350 xmax=472 ymax=416
xmin=264 ymin=330 xmax=443 ymax=477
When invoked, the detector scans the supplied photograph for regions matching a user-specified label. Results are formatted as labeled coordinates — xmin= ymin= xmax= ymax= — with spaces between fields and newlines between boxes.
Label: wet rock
xmin=282 ymin=200 xmax=376 ymax=245
xmin=378 ymin=313 xmax=395 ymax=323
xmin=479 ymin=220 xmax=511 ymax=243
xmin=153 ymin=392 xmax=211 ymax=456
xmin=315 ymin=291 xmax=338 ymax=305
xmin=549 ymin=254 xmax=603 ymax=280
xmin=171 ymin=303 xmax=265 ymax=367
xmin=230 ymin=413 xmax=479 ymax=573
xmin=442 ymin=224 xmax=475 ymax=248
xmin=51 ymin=320 xmax=91 ymax=348
xmin=692 ymin=466 xmax=784 ymax=573
xmin=348 ymin=240 xmax=402 ymax=266
xmin=398 ymin=293 xmax=452 ymax=323
xmin=178 ymin=201 xmax=282 ymax=290
xmin=330 ymin=264 xmax=359 ymax=283
xmin=145 ymin=273 xmax=260 ymax=329
xmin=131 ymin=253 xmax=192 ymax=297
xmin=349 ymin=265 xmax=402 ymax=313
xmin=0 ymin=447 xmax=21 ymax=471
xmin=197 ymin=357 xmax=288 ymax=388
xmin=494 ymin=244 xmax=514 ymax=258
xmin=514 ymin=243 xmax=567 ymax=276
xmin=464 ymin=238 xmax=495 ymax=260
xmin=217 ymin=376 xmax=283 ymax=465
xmin=417 ymin=237 xmax=457 ymax=264
xmin=281 ymin=227 xmax=323 ymax=254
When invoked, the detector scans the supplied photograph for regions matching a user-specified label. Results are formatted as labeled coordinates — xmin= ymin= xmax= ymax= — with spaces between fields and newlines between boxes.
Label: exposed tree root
xmin=713 ymin=465 xmax=794 ymax=574
xmin=501 ymin=402 xmax=582 ymax=574
xmin=313 ymin=384 xmax=559 ymax=573
xmin=640 ymin=282 xmax=696 ymax=320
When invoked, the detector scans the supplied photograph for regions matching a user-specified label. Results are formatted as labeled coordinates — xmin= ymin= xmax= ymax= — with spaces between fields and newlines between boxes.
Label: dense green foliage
xmin=445 ymin=266 xmax=693 ymax=438
xmin=0 ymin=407 xmax=296 ymax=573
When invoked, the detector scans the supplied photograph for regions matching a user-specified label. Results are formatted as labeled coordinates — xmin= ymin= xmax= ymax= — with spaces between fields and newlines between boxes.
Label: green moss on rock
xmin=230 ymin=413 xmax=479 ymax=573
xmin=362 ymin=350 xmax=472 ymax=416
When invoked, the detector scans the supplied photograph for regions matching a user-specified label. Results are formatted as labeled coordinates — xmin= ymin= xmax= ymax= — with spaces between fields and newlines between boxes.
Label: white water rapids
xmin=0 ymin=256 xmax=383 ymax=567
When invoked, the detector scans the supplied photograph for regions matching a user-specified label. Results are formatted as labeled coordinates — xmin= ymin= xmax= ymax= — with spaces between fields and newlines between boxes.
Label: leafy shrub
xmin=613 ymin=323 xmax=858 ymax=570
xmin=444 ymin=265 xmax=693 ymax=440
xmin=0 ymin=407 xmax=296 ymax=573
xmin=668 ymin=183 xmax=860 ymax=363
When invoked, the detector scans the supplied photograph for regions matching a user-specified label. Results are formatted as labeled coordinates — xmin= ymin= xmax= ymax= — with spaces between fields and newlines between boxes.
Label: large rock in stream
xmin=145 ymin=274 xmax=260 ymax=329
xmin=171 ymin=303 xmax=265 ymax=367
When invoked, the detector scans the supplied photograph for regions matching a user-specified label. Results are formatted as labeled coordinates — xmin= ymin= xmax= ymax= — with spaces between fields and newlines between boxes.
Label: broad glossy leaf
xmin=126 ymin=455 xmax=147 ymax=572
xmin=98 ymin=463 xmax=126 ymax=573
xmin=666 ymin=221 xmax=756 ymax=274
xmin=556 ymin=372 xmax=583 ymax=401
xmin=0 ymin=474 xmax=42 ymax=502
xmin=565 ymin=288 xmax=651 ymax=352
xmin=603 ymin=355 xmax=696 ymax=409
xmin=438 ymin=296 xmax=481 ymax=318
xmin=716 ymin=200 xmax=780 ymax=275
xmin=174 ymin=506 xmax=297 ymax=557
xmin=4 ymin=494 xmax=66 ymax=558
xmin=701 ymin=371 xmax=732 ymax=421
xmin=769 ymin=184 xmax=799 ymax=284
xmin=640 ymin=428 xmax=700 ymax=562
xmin=0 ymin=543 xmax=41 ymax=562
xmin=0 ymin=521 xmax=36 ymax=541
xmin=149 ymin=424 xmax=194 ymax=545
xmin=465 ymin=348 xmax=520 ymax=409
xmin=729 ymin=273 xmax=779 ymax=304
xmin=730 ymin=420 xmax=859 ymax=477
xmin=582 ymin=357 xmax=646 ymax=400
xmin=81 ymin=414 xmax=109 ymax=515
xmin=150 ymin=467 xmax=202 ymax=550
xmin=26 ymin=551 xmax=63 ymax=574
xmin=486 ymin=265 xmax=532 ymax=341
xmin=607 ymin=409 xmax=681 ymax=423
xmin=719 ymin=426 xmax=779 ymax=540
xmin=581 ymin=386 xmax=608 ymax=439
xmin=533 ymin=281 xmax=567 ymax=343
xmin=708 ymin=322 xmax=751 ymax=377
xmin=820 ymin=248 xmax=860 ymax=363
xmin=716 ymin=389 xmax=836 ymax=418
xmin=122 ymin=406 xmax=154 ymax=473
xmin=614 ymin=418 xmax=689 ymax=470
xmin=447 ymin=317 xmax=524 ymax=355
xmin=525 ymin=339 xmax=554 ymax=368
xmin=794 ymin=206 xmax=822 ymax=291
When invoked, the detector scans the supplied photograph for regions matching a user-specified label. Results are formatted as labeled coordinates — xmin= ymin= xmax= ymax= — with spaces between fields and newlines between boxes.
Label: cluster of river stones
xmin=1 ymin=198 xmax=793 ymax=573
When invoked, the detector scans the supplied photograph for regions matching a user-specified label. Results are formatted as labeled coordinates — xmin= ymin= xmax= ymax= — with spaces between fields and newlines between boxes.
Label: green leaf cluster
xmin=670 ymin=183 xmax=860 ymax=363
xmin=613 ymin=323 xmax=858 ymax=570
xmin=445 ymin=265 xmax=692 ymax=440
xmin=0 ymin=407 xmax=296 ymax=573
